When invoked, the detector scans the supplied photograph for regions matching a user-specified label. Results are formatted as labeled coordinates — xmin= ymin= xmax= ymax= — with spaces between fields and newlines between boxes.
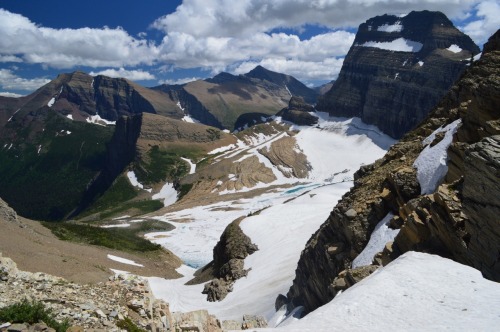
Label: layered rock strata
xmin=286 ymin=29 xmax=499 ymax=314
xmin=317 ymin=10 xmax=479 ymax=138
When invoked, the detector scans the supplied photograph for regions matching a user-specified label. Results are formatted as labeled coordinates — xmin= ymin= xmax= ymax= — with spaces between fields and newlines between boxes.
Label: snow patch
xmin=181 ymin=157 xmax=196 ymax=174
xmin=352 ymin=213 xmax=399 ymax=268
xmin=418 ymin=61 xmax=424 ymax=66
xmin=107 ymin=254 xmax=143 ymax=267
xmin=66 ymin=114 xmax=73 ymax=120
xmin=101 ymin=224 xmax=131 ymax=228
xmin=414 ymin=119 xmax=461 ymax=194
xmin=152 ymin=183 xmax=177 ymax=207
xmin=127 ymin=171 xmax=145 ymax=190
xmin=377 ymin=22 xmax=402 ymax=32
xmin=284 ymin=85 xmax=292 ymax=97
xmin=47 ymin=97 xmax=55 ymax=107
xmin=86 ymin=114 xmax=116 ymax=126
xmin=360 ymin=38 xmax=423 ymax=52
xmin=447 ymin=44 xmax=462 ymax=53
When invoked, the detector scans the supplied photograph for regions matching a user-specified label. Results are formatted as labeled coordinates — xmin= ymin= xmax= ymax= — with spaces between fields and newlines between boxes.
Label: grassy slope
xmin=0 ymin=111 xmax=113 ymax=221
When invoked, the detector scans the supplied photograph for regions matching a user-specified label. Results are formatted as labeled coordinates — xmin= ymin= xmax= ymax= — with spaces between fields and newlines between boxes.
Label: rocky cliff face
xmin=277 ymin=96 xmax=318 ymax=126
xmin=286 ymin=29 xmax=499 ymax=314
xmin=317 ymin=10 xmax=479 ymax=139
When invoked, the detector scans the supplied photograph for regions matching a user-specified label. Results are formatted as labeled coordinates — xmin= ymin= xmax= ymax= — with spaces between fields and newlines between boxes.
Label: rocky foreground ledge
xmin=0 ymin=252 xmax=269 ymax=332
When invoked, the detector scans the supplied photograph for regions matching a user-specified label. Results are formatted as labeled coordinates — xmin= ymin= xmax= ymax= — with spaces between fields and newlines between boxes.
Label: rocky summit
xmin=317 ymin=10 xmax=480 ymax=139
xmin=285 ymin=29 xmax=499 ymax=314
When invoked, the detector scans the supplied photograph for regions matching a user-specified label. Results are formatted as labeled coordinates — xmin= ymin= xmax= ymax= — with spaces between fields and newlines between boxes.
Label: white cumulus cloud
xmin=462 ymin=1 xmax=500 ymax=45
xmin=158 ymin=77 xmax=202 ymax=85
xmin=89 ymin=68 xmax=156 ymax=81
xmin=0 ymin=9 xmax=159 ymax=69
xmin=0 ymin=69 xmax=50 ymax=91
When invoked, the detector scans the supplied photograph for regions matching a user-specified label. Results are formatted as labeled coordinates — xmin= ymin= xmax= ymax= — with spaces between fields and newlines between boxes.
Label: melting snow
xmin=414 ymin=119 xmax=461 ymax=194
xmin=37 ymin=145 xmax=42 ymax=154
xmin=447 ymin=44 xmax=462 ymax=53
xmin=152 ymin=183 xmax=177 ymax=207
xmin=127 ymin=171 xmax=145 ymax=189
xmin=176 ymin=101 xmax=185 ymax=112
xmin=147 ymin=114 xmax=397 ymax=321
xmin=180 ymin=157 xmax=196 ymax=174
xmin=284 ymin=85 xmax=292 ymax=97
xmin=47 ymin=97 xmax=55 ymax=107
xmin=377 ymin=22 xmax=402 ymax=32
xmin=86 ymin=114 xmax=116 ymax=126
xmin=182 ymin=115 xmax=200 ymax=123
xmin=101 ymin=224 xmax=131 ymax=228
xmin=66 ymin=114 xmax=73 ymax=120
xmin=352 ymin=213 xmax=399 ymax=268
xmin=107 ymin=254 xmax=143 ymax=267
xmin=360 ymin=38 xmax=423 ymax=52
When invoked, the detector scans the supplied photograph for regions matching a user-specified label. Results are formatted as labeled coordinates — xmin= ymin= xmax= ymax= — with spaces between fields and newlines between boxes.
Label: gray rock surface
xmin=317 ymin=11 xmax=479 ymax=138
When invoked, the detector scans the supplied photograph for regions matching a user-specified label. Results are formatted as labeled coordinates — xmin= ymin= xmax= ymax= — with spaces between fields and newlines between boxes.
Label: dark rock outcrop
xmin=317 ymin=11 xmax=480 ymax=139
xmin=277 ymin=96 xmax=318 ymax=126
xmin=286 ymin=29 xmax=499 ymax=314
xmin=201 ymin=217 xmax=258 ymax=301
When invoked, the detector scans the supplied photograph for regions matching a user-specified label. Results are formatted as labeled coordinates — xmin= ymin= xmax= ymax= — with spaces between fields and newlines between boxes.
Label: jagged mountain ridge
xmin=317 ymin=10 xmax=480 ymax=139
xmin=286 ymin=29 xmax=499 ymax=314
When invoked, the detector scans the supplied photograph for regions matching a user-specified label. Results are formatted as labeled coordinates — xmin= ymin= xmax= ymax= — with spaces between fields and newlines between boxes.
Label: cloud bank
xmin=0 ymin=0 xmax=496 ymax=92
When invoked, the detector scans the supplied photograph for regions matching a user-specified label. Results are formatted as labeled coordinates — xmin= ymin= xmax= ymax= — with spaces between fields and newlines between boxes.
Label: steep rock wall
xmin=317 ymin=11 xmax=479 ymax=139
xmin=287 ymin=29 xmax=499 ymax=314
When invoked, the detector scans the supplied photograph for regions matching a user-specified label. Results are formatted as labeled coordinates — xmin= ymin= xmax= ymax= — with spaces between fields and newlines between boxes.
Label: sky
xmin=0 ymin=0 xmax=498 ymax=97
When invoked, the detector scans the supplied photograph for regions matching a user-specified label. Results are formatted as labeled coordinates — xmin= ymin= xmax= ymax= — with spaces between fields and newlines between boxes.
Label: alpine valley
xmin=0 ymin=10 xmax=499 ymax=332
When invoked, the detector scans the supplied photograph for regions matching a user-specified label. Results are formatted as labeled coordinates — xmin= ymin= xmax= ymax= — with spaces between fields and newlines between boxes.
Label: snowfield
xmin=147 ymin=115 xmax=396 ymax=321
xmin=262 ymin=252 xmax=500 ymax=331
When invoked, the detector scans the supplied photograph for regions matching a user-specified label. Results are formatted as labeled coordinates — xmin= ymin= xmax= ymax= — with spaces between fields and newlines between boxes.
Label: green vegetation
xmin=99 ymin=200 xmax=164 ymax=219
xmin=178 ymin=183 xmax=194 ymax=200
xmin=206 ymin=128 xmax=221 ymax=140
xmin=134 ymin=145 xmax=204 ymax=185
xmin=0 ymin=299 xmax=70 ymax=332
xmin=117 ymin=317 xmax=147 ymax=332
xmin=0 ymin=110 xmax=113 ymax=221
xmin=43 ymin=222 xmax=165 ymax=253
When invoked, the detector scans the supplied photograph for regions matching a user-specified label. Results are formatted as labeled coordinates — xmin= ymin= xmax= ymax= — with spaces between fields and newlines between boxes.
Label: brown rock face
xmin=277 ymin=96 xmax=318 ymax=126
xmin=201 ymin=217 xmax=258 ymax=301
xmin=317 ymin=11 xmax=479 ymax=139
xmin=286 ymin=29 xmax=500 ymax=314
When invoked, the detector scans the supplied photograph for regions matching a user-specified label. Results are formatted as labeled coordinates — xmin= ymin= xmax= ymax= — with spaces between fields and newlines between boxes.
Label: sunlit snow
xmin=360 ymin=38 xmax=423 ymax=52
xmin=377 ymin=22 xmax=402 ymax=32
xmin=152 ymin=183 xmax=177 ymax=207
xmin=181 ymin=157 xmax=196 ymax=174
xmin=107 ymin=254 xmax=143 ymax=267
xmin=414 ymin=119 xmax=461 ymax=194
xmin=86 ymin=114 xmax=116 ymax=126
xmin=447 ymin=44 xmax=462 ymax=53
xmin=66 ymin=114 xmax=73 ymax=120
xmin=352 ymin=213 xmax=399 ymax=268
xmin=147 ymin=114 xmax=396 ymax=321
xmin=47 ymin=97 xmax=55 ymax=107
xmin=259 ymin=252 xmax=500 ymax=331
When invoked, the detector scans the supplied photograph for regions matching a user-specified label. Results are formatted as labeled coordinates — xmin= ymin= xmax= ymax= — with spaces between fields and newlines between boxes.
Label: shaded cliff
xmin=286 ymin=29 xmax=499 ymax=314
xmin=71 ymin=114 xmax=142 ymax=218
xmin=317 ymin=11 xmax=479 ymax=139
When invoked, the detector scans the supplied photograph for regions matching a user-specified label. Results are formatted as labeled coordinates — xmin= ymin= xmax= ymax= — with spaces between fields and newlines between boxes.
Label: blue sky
xmin=0 ymin=0 xmax=498 ymax=96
